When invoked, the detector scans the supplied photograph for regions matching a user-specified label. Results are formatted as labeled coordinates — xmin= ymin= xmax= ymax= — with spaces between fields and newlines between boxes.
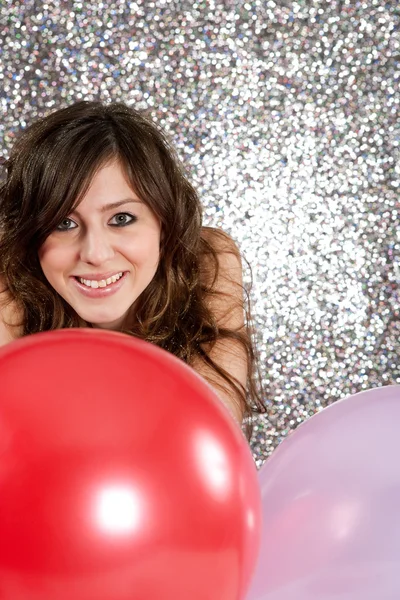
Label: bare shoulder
xmin=194 ymin=228 xmax=247 ymax=423
xmin=199 ymin=227 xmax=242 ymax=290
xmin=0 ymin=277 xmax=22 ymax=346
xmin=200 ymin=226 xmax=241 ymax=260
xmin=199 ymin=227 xmax=244 ymax=325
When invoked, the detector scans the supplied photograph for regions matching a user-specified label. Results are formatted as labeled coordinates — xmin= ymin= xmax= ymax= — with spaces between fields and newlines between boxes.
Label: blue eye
xmin=56 ymin=218 xmax=77 ymax=231
xmin=109 ymin=213 xmax=137 ymax=227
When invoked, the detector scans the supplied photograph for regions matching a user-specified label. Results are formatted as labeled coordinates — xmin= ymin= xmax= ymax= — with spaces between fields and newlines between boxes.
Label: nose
xmin=79 ymin=229 xmax=115 ymax=266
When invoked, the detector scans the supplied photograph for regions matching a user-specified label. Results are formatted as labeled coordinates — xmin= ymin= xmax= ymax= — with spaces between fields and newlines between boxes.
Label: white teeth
xmin=78 ymin=272 xmax=123 ymax=288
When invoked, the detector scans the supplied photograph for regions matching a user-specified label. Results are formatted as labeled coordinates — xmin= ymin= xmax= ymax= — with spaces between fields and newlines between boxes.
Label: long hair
xmin=0 ymin=101 xmax=265 ymax=434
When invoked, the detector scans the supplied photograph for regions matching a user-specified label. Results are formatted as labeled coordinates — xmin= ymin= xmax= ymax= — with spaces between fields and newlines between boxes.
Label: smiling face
xmin=38 ymin=161 xmax=161 ymax=330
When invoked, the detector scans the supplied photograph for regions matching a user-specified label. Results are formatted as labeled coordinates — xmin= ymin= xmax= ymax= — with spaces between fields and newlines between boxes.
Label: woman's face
xmin=38 ymin=161 xmax=161 ymax=329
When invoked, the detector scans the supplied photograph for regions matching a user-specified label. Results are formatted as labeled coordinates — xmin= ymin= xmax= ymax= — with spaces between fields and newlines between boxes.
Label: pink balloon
xmin=247 ymin=386 xmax=400 ymax=600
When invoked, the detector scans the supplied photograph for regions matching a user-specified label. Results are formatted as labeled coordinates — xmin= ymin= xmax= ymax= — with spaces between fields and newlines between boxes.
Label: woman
xmin=0 ymin=101 xmax=265 ymax=434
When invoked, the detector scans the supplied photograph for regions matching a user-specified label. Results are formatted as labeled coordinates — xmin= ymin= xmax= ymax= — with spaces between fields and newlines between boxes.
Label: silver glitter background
xmin=1 ymin=1 xmax=399 ymax=466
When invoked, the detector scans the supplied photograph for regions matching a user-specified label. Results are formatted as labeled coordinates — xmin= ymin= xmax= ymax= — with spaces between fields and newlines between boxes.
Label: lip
xmin=71 ymin=271 xmax=128 ymax=299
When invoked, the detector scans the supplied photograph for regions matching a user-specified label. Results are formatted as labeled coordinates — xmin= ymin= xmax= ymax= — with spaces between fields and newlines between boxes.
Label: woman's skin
xmin=38 ymin=161 xmax=161 ymax=330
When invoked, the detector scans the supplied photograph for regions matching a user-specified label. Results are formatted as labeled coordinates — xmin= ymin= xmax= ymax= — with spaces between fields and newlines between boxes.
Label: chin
xmin=76 ymin=311 xmax=127 ymax=330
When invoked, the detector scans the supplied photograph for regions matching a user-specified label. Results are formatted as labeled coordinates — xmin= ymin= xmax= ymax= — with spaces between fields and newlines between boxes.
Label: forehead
xmin=75 ymin=161 xmax=141 ymax=209
xmin=86 ymin=162 xmax=135 ymax=195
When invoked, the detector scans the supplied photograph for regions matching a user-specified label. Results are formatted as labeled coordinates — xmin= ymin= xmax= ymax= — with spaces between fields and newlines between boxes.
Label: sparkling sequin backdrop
xmin=1 ymin=1 xmax=399 ymax=465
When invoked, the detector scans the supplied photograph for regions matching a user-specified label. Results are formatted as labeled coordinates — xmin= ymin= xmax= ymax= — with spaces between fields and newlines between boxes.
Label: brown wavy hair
xmin=0 ymin=101 xmax=265 ymax=435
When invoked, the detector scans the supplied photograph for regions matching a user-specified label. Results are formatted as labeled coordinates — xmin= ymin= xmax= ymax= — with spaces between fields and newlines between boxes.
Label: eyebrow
xmin=71 ymin=199 xmax=142 ymax=215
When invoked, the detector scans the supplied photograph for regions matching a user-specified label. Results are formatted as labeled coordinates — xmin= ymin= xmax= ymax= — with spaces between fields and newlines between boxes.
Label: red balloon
xmin=0 ymin=329 xmax=261 ymax=600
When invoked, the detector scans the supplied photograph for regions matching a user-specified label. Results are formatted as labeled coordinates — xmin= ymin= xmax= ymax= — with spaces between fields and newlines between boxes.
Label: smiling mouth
xmin=74 ymin=272 xmax=125 ymax=289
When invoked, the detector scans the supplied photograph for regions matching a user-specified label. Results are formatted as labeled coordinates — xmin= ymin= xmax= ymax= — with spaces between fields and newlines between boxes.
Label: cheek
xmin=37 ymin=243 xmax=51 ymax=274
xmin=147 ymin=241 xmax=161 ymax=270
xmin=38 ymin=242 xmax=71 ymax=277
xmin=128 ymin=234 xmax=160 ymax=268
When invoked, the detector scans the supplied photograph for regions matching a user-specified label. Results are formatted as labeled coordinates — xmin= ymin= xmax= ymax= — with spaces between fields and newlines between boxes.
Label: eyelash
xmin=56 ymin=213 xmax=137 ymax=231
